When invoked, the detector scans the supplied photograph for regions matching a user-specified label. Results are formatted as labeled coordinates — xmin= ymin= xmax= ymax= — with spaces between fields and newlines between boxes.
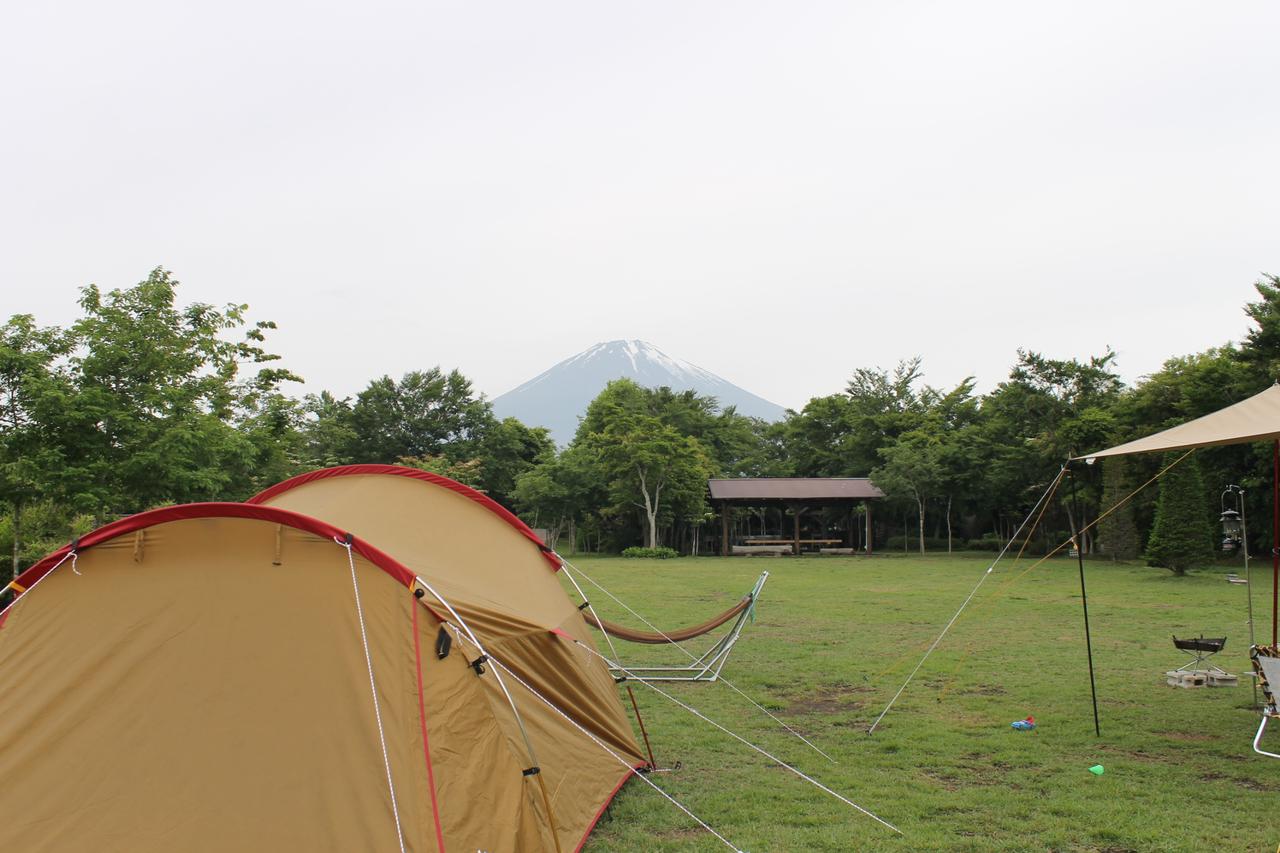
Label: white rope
xmin=560 ymin=558 xmax=836 ymax=764
xmin=1 ymin=549 xmax=78 ymax=621
xmin=865 ymin=466 xmax=1067 ymax=734
xmin=336 ymin=536 xmax=406 ymax=853
xmin=448 ymin=626 xmax=745 ymax=852
xmin=573 ymin=640 xmax=902 ymax=835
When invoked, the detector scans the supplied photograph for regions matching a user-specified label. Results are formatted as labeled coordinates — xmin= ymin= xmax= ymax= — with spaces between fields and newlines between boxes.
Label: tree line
xmin=4 ymin=269 xmax=1279 ymax=588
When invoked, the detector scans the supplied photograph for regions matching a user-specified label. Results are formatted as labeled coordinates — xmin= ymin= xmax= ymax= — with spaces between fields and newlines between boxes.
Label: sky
xmin=2 ymin=1 xmax=1277 ymax=411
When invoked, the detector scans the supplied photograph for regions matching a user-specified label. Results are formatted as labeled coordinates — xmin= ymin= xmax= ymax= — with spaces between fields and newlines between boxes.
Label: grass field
xmin=558 ymin=552 xmax=1280 ymax=852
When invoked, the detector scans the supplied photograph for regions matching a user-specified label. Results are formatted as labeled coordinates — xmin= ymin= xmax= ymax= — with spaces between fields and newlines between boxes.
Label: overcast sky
xmin=2 ymin=1 xmax=1276 ymax=411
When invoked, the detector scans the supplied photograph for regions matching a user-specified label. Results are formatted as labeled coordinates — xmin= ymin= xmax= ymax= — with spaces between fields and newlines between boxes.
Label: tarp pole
xmin=1069 ymin=465 xmax=1102 ymax=737
xmin=1273 ymin=439 xmax=1278 ymax=649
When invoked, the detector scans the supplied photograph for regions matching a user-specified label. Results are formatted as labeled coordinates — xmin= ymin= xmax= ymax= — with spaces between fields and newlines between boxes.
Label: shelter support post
xmin=1273 ymin=440 xmax=1278 ymax=649
xmin=720 ymin=502 xmax=730 ymax=557
xmin=865 ymin=500 xmax=872 ymax=555
xmin=790 ymin=503 xmax=802 ymax=556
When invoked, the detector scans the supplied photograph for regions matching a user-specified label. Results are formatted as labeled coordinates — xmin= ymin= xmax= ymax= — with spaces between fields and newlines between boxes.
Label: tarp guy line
xmin=337 ymin=537 xmax=407 ymax=853
xmin=928 ymin=447 xmax=1198 ymax=706
xmin=866 ymin=466 xmax=1067 ymax=735
xmin=466 ymin=635 xmax=745 ymax=853
xmin=559 ymin=558 xmax=835 ymax=764
xmin=573 ymin=640 xmax=902 ymax=835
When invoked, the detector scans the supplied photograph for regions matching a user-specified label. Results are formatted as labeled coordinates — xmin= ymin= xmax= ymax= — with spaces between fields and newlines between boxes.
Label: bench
xmin=731 ymin=545 xmax=793 ymax=556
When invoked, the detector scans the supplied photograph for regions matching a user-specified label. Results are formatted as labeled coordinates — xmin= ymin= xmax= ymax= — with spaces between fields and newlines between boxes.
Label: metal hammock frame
xmin=586 ymin=572 xmax=768 ymax=682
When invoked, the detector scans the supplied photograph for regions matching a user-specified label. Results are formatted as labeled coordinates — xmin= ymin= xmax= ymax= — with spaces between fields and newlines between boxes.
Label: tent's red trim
xmin=575 ymin=767 xmax=639 ymax=853
xmin=247 ymin=464 xmax=562 ymax=572
xmin=8 ymin=502 xmax=425 ymax=602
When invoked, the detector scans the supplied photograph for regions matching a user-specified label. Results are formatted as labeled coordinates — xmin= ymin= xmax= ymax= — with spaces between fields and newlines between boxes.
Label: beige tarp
xmin=0 ymin=471 xmax=645 ymax=852
xmin=1077 ymin=384 xmax=1280 ymax=460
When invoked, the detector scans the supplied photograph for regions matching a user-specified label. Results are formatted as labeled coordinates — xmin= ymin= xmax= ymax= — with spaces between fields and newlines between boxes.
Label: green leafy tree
xmin=0 ymin=316 xmax=74 ymax=580
xmin=1146 ymin=454 xmax=1214 ymax=575
xmin=347 ymin=368 xmax=493 ymax=463
xmin=298 ymin=391 xmax=359 ymax=468
xmin=872 ymin=431 xmax=943 ymax=554
xmin=591 ymin=412 xmax=713 ymax=549
xmin=474 ymin=417 xmax=554 ymax=506
xmin=67 ymin=269 xmax=300 ymax=512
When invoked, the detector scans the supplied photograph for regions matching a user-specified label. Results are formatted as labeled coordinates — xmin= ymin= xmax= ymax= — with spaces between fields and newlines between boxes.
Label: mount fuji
xmin=491 ymin=340 xmax=787 ymax=445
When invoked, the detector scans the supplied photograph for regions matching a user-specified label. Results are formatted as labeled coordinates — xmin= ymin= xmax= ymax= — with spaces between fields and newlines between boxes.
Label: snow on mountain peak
xmin=493 ymin=340 xmax=786 ymax=444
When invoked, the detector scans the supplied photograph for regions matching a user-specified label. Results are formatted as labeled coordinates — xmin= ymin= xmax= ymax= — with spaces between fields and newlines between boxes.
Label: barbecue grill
xmin=1173 ymin=634 xmax=1228 ymax=674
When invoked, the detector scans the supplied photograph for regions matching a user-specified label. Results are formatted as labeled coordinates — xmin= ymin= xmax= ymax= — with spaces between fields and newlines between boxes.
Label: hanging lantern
xmin=1220 ymin=507 xmax=1243 ymax=553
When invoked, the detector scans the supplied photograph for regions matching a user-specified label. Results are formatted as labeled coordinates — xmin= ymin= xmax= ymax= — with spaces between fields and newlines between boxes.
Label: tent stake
xmin=1068 ymin=465 xmax=1102 ymax=737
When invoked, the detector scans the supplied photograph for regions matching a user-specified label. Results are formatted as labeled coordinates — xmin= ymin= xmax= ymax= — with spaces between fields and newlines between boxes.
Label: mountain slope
xmin=492 ymin=340 xmax=787 ymax=444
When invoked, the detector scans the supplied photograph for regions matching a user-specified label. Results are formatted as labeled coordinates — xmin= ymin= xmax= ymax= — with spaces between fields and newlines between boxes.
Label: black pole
xmin=1068 ymin=464 xmax=1102 ymax=737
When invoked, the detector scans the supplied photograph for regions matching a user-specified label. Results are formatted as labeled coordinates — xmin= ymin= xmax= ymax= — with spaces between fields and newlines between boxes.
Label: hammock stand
xmin=583 ymin=572 xmax=768 ymax=682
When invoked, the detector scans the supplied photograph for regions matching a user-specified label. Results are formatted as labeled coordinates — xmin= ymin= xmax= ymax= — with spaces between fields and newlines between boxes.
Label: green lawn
xmin=558 ymin=552 xmax=1280 ymax=852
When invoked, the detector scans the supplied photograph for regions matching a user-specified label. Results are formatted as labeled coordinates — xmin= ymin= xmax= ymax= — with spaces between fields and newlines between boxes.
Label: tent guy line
xmin=571 ymin=639 xmax=903 ymax=836
xmin=0 ymin=548 xmax=75 ymax=625
xmin=336 ymin=535 xmax=407 ymax=853
xmin=453 ymin=629 xmax=746 ymax=853
xmin=411 ymin=574 xmax=565 ymax=853
xmin=559 ymin=556 xmax=837 ymax=764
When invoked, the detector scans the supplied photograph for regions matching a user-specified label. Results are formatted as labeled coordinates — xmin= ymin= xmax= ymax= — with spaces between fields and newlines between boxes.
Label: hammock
xmin=583 ymin=595 xmax=753 ymax=644
xmin=580 ymin=572 xmax=767 ymax=682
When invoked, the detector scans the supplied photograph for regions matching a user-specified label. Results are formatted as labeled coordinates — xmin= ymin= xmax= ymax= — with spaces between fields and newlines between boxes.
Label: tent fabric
xmin=251 ymin=466 xmax=648 ymax=837
xmin=250 ymin=464 xmax=562 ymax=571
xmin=1076 ymin=384 xmax=1280 ymax=460
xmin=0 ymin=496 xmax=643 ymax=850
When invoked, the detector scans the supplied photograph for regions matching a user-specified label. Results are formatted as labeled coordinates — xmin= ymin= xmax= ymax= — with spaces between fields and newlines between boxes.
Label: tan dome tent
xmin=0 ymin=489 xmax=646 ymax=851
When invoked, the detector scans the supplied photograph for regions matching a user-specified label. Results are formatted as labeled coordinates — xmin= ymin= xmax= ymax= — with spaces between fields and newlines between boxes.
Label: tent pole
xmin=1069 ymin=465 xmax=1102 ymax=737
xmin=1273 ymin=440 xmax=1278 ymax=649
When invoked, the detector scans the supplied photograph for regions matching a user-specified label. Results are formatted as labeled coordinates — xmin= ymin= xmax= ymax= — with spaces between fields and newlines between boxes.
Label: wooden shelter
xmin=709 ymin=478 xmax=885 ymax=556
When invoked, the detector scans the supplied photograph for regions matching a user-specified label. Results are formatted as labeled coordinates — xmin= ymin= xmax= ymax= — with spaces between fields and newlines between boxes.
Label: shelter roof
xmin=708 ymin=477 xmax=884 ymax=502
xmin=1077 ymin=383 xmax=1280 ymax=460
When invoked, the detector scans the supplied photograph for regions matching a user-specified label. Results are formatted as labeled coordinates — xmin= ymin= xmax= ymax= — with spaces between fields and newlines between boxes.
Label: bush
xmin=883 ymin=535 xmax=954 ymax=552
xmin=621 ymin=546 xmax=679 ymax=559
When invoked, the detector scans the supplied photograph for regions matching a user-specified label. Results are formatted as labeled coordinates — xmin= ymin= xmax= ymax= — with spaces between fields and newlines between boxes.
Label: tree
xmin=1097 ymin=457 xmax=1139 ymax=560
xmin=872 ymin=431 xmax=943 ymax=555
xmin=347 ymin=368 xmax=493 ymax=463
xmin=473 ymin=417 xmax=554 ymax=506
xmin=1146 ymin=454 xmax=1214 ymax=575
xmin=0 ymin=316 xmax=73 ymax=581
xmin=1239 ymin=274 xmax=1280 ymax=385
xmin=67 ymin=269 xmax=300 ymax=512
xmin=592 ymin=412 xmax=713 ymax=549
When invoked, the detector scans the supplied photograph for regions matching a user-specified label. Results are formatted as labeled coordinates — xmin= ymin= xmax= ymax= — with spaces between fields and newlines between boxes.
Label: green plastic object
xmin=1088 ymin=764 xmax=1105 ymax=776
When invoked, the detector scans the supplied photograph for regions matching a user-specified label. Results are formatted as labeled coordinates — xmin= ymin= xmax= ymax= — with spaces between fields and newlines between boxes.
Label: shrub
xmin=621 ymin=546 xmax=679 ymax=559
xmin=883 ymin=535 xmax=954 ymax=552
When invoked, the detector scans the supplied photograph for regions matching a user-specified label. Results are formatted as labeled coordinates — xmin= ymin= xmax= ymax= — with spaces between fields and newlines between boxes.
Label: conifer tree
xmin=1146 ymin=454 xmax=1214 ymax=575
xmin=1098 ymin=457 xmax=1139 ymax=560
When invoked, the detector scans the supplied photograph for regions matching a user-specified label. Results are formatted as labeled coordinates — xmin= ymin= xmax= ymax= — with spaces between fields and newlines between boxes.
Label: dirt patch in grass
xmin=957 ymin=683 xmax=1008 ymax=696
xmin=1160 ymin=730 xmax=1217 ymax=742
xmin=783 ymin=683 xmax=867 ymax=716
